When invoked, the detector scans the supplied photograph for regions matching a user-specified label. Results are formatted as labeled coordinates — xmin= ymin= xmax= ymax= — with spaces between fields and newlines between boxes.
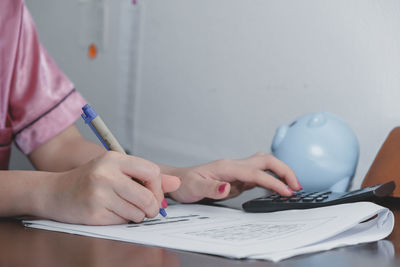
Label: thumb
xmin=197 ymin=179 xmax=231 ymax=200
xmin=161 ymin=174 xmax=181 ymax=193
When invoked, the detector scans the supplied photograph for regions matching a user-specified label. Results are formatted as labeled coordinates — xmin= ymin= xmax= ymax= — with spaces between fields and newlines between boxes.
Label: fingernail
xmin=161 ymin=198 xmax=168 ymax=209
xmin=297 ymin=180 xmax=303 ymax=190
xmin=288 ymin=188 xmax=294 ymax=195
xmin=218 ymin=183 xmax=227 ymax=193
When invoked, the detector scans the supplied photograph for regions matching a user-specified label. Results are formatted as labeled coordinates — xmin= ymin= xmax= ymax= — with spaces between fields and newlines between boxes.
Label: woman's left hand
xmin=167 ymin=152 xmax=302 ymax=203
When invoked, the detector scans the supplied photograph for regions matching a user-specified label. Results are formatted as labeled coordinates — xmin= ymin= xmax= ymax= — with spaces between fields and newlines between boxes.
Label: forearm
xmin=45 ymin=137 xmax=105 ymax=171
xmin=29 ymin=125 xmax=105 ymax=172
xmin=0 ymin=170 xmax=58 ymax=217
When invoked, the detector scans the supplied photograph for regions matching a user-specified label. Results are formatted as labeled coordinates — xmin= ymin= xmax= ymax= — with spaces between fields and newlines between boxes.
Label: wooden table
xmin=1 ymin=200 xmax=399 ymax=267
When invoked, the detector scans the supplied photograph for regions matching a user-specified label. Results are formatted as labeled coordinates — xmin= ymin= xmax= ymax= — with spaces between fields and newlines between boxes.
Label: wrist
xmin=0 ymin=170 xmax=62 ymax=218
xmin=26 ymin=171 xmax=63 ymax=219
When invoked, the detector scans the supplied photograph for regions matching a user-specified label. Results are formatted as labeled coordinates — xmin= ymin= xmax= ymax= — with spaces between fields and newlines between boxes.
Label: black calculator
xmin=242 ymin=181 xmax=396 ymax=213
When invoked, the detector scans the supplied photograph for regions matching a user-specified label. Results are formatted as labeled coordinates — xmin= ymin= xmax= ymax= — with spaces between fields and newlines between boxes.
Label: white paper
xmin=23 ymin=202 xmax=394 ymax=262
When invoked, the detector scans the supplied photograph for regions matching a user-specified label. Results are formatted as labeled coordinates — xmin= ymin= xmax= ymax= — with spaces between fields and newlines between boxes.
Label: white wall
xmin=134 ymin=0 xmax=400 ymax=190
xmin=11 ymin=0 xmax=400 ymax=193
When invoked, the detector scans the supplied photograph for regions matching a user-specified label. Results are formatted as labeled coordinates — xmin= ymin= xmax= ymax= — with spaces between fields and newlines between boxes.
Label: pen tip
xmin=159 ymin=208 xmax=167 ymax=217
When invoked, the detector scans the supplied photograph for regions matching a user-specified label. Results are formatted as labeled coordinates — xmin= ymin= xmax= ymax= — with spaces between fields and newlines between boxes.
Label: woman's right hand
xmin=38 ymin=151 xmax=181 ymax=225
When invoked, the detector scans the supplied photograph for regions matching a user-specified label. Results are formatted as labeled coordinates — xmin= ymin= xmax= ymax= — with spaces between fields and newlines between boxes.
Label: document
xmin=23 ymin=202 xmax=394 ymax=262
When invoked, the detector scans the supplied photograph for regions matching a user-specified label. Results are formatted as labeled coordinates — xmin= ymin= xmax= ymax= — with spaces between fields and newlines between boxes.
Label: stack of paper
xmin=23 ymin=202 xmax=394 ymax=262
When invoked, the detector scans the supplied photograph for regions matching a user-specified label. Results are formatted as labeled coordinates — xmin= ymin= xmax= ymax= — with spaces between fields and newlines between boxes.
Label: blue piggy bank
xmin=271 ymin=112 xmax=359 ymax=192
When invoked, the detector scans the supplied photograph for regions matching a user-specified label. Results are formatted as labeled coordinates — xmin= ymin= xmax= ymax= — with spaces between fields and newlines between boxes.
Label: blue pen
xmin=81 ymin=104 xmax=167 ymax=217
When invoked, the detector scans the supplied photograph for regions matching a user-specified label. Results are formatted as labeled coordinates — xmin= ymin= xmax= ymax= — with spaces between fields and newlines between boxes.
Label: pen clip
xmin=81 ymin=104 xmax=97 ymax=124
xmin=81 ymin=104 xmax=111 ymax=151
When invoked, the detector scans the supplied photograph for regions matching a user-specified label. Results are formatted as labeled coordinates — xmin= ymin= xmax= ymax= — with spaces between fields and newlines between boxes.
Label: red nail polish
xmin=161 ymin=198 xmax=168 ymax=209
xmin=297 ymin=180 xmax=303 ymax=190
xmin=218 ymin=184 xmax=227 ymax=193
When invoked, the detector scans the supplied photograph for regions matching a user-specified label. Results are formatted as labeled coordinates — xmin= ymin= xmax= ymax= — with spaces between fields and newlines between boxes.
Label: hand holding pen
xmin=44 ymin=151 xmax=180 ymax=225
xmin=81 ymin=104 xmax=174 ymax=218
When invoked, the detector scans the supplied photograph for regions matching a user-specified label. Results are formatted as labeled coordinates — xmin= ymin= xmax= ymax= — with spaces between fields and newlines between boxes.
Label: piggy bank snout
xmin=271 ymin=125 xmax=289 ymax=153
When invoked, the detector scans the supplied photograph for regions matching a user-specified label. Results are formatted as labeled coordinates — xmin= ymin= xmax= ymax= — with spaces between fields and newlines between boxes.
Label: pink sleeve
xmin=8 ymin=3 xmax=87 ymax=155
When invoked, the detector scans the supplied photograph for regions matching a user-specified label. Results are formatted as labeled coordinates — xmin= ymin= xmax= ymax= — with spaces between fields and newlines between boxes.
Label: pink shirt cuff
xmin=14 ymin=90 xmax=87 ymax=155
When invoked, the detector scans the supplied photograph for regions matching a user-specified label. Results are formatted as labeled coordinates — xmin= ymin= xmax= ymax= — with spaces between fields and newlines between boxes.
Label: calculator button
xmin=275 ymin=198 xmax=288 ymax=202
xmin=320 ymin=191 xmax=332 ymax=195
xmin=255 ymin=198 xmax=273 ymax=202
xmin=304 ymin=192 xmax=317 ymax=197
xmin=302 ymin=197 xmax=314 ymax=202
xmin=289 ymin=197 xmax=301 ymax=202
xmin=315 ymin=197 xmax=325 ymax=202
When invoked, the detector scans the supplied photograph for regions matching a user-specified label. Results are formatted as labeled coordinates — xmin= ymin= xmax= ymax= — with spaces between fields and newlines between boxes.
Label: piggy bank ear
xmin=271 ymin=125 xmax=289 ymax=153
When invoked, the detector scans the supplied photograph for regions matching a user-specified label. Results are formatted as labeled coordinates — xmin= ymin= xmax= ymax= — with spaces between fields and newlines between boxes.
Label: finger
xmin=192 ymin=178 xmax=231 ymax=200
xmin=112 ymin=175 xmax=160 ymax=218
xmin=161 ymin=174 xmax=181 ymax=193
xmin=108 ymin=152 xmax=164 ymax=208
xmin=106 ymin=152 xmax=161 ymax=183
xmin=103 ymin=211 xmax=129 ymax=225
xmin=252 ymin=170 xmax=294 ymax=196
xmin=240 ymin=153 xmax=301 ymax=191
xmin=108 ymin=194 xmax=147 ymax=223
xmin=215 ymin=162 xmax=294 ymax=196
xmin=85 ymin=209 xmax=128 ymax=226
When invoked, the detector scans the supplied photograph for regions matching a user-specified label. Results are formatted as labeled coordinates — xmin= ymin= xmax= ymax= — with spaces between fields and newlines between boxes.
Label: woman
xmin=0 ymin=0 xmax=301 ymax=225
